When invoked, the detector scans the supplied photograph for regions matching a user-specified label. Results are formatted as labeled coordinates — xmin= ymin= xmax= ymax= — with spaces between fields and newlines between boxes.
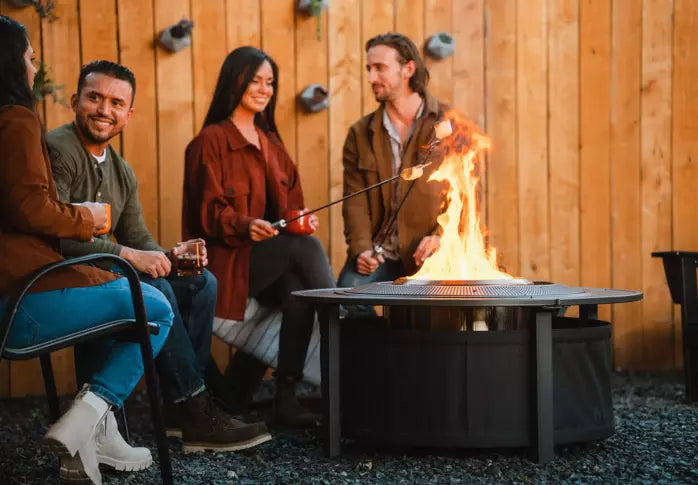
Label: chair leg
xmin=139 ymin=339 xmax=173 ymax=485
xmin=39 ymin=354 xmax=60 ymax=423
xmin=119 ymin=404 xmax=131 ymax=444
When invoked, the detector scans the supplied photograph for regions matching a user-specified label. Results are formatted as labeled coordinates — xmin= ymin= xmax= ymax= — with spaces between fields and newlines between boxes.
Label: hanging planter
xmin=297 ymin=0 xmax=328 ymax=41
xmin=159 ymin=19 xmax=194 ymax=53
xmin=8 ymin=0 xmax=59 ymax=22
xmin=32 ymin=62 xmax=67 ymax=106
xmin=425 ymin=32 xmax=455 ymax=60
xmin=299 ymin=84 xmax=329 ymax=113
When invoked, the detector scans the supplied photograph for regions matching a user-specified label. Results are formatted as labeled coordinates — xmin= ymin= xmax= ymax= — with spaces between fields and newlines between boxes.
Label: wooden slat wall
xmin=3 ymin=0 xmax=698 ymax=396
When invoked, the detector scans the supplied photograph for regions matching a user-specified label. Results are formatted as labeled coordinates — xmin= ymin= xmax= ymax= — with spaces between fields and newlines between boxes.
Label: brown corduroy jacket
xmin=183 ymin=120 xmax=305 ymax=321
xmin=0 ymin=105 xmax=118 ymax=296
xmin=341 ymin=92 xmax=448 ymax=276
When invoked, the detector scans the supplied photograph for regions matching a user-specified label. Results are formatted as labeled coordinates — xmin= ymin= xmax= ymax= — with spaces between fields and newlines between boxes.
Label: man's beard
xmin=76 ymin=117 xmax=120 ymax=144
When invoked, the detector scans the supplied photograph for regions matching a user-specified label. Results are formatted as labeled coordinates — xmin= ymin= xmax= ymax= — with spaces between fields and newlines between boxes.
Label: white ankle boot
xmin=95 ymin=410 xmax=152 ymax=471
xmin=43 ymin=386 xmax=105 ymax=485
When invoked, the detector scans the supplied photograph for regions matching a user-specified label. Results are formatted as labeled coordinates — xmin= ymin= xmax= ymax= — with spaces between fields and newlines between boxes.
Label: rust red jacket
xmin=183 ymin=120 xmax=304 ymax=320
xmin=0 ymin=105 xmax=117 ymax=296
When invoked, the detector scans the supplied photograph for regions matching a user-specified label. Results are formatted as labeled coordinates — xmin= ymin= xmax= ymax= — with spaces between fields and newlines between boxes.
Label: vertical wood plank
xmin=640 ymin=0 xmax=674 ymax=370
xmin=226 ymin=0 xmax=260 ymax=49
xmin=190 ymin=0 xmax=230 ymax=369
xmin=610 ymin=0 xmax=643 ymax=370
xmin=485 ymin=0 xmax=519 ymax=275
xmin=296 ymin=7 xmax=330 ymax=250
xmin=672 ymin=0 xmax=698 ymax=368
xmin=453 ymin=0 xmax=486 ymax=225
xmin=395 ymin=0 xmax=424 ymax=46
xmin=43 ymin=0 xmax=80 ymax=131
xmin=453 ymin=0 xmax=485 ymax=127
xmin=79 ymin=0 xmax=118 ymax=62
xmin=360 ymin=0 xmax=394 ymax=115
xmin=261 ymin=0 xmax=296 ymax=159
xmin=516 ymin=0 xmax=549 ymax=281
xmin=328 ymin=0 xmax=361 ymax=273
xmin=154 ymin=0 xmax=194 ymax=249
xmin=547 ymin=0 xmax=579 ymax=287
xmin=579 ymin=0 xmax=611 ymax=322
xmin=117 ymin=0 xmax=159 ymax=237
xmin=424 ymin=0 xmax=453 ymax=104
xmin=191 ymin=0 xmax=227 ymax=132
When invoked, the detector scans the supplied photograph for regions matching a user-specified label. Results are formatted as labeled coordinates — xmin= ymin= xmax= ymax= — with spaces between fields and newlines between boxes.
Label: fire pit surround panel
xmin=294 ymin=280 xmax=642 ymax=464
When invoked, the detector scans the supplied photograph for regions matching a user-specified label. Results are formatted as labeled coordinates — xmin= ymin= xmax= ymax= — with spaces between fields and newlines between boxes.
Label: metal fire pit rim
xmin=293 ymin=286 xmax=643 ymax=307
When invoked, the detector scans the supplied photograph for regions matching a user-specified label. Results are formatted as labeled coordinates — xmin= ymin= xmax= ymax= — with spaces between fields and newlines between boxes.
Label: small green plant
xmin=32 ymin=62 xmax=67 ymax=106
xmin=309 ymin=0 xmax=323 ymax=40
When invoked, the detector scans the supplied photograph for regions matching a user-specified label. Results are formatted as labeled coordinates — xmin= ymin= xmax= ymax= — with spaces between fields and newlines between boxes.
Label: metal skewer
xmin=271 ymin=161 xmax=434 ymax=230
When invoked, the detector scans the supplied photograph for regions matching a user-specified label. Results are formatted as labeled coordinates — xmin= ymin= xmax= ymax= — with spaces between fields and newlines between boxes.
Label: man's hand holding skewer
xmin=356 ymin=249 xmax=384 ymax=275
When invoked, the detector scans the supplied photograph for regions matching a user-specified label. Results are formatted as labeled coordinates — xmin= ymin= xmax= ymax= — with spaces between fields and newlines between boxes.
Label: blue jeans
xmin=337 ymin=257 xmax=405 ymax=319
xmin=139 ymin=269 xmax=217 ymax=402
xmin=1 ymin=278 xmax=173 ymax=408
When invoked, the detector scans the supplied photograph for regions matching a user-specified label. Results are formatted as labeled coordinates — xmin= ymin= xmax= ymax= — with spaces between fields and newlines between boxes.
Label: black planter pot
xmin=340 ymin=316 xmax=613 ymax=448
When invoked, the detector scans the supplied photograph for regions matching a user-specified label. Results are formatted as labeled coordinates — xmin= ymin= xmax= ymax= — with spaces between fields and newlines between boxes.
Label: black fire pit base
xmin=340 ymin=317 xmax=613 ymax=448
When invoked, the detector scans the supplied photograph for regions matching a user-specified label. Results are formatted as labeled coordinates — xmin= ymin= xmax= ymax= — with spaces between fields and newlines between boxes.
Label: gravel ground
xmin=1 ymin=372 xmax=696 ymax=485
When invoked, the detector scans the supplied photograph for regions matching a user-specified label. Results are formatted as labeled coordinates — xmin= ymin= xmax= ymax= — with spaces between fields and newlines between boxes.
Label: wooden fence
xmin=1 ymin=0 xmax=697 ymax=397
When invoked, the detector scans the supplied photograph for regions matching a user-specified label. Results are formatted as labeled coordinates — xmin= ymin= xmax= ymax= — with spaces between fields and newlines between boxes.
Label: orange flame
xmin=409 ymin=110 xmax=511 ymax=280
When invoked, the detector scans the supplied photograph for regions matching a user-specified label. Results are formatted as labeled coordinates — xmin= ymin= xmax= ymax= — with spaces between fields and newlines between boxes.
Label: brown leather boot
xmin=179 ymin=391 xmax=272 ymax=453
xmin=274 ymin=376 xmax=321 ymax=429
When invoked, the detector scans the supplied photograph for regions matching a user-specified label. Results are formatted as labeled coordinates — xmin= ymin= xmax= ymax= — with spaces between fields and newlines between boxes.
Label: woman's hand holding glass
xmin=79 ymin=201 xmax=108 ymax=235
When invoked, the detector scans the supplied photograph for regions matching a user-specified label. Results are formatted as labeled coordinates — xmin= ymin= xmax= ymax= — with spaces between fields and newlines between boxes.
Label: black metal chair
xmin=652 ymin=251 xmax=698 ymax=402
xmin=0 ymin=254 xmax=174 ymax=485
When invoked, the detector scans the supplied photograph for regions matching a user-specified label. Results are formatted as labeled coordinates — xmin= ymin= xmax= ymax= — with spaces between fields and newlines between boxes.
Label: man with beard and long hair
xmin=47 ymin=60 xmax=271 ymax=454
xmin=338 ymin=32 xmax=447 ymax=318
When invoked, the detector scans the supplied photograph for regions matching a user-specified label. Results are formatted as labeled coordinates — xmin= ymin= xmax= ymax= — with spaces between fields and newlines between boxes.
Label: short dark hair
xmin=77 ymin=60 xmax=136 ymax=106
xmin=0 ymin=15 xmax=34 ymax=109
xmin=365 ymin=32 xmax=430 ymax=96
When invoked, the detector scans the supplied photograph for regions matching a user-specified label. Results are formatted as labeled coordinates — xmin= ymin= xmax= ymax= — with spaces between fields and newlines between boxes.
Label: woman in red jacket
xmin=184 ymin=47 xmax=335 ymax=427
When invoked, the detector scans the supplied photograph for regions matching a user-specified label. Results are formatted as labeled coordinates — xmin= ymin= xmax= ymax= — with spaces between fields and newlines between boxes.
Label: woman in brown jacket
xmin=0 ymin=16 xmax=174 ymax=485
xmin=184 ymin=46 xmax=335 ymax=428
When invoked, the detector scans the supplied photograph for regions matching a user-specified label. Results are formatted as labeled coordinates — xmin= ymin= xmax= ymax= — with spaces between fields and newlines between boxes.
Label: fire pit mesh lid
xmin=344 ymin=281 xmax=586 ymax=298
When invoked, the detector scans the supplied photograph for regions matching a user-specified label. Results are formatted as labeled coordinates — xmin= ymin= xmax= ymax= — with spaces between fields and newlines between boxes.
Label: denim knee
xmin=140 ymin=282 xmax=174 ymax=354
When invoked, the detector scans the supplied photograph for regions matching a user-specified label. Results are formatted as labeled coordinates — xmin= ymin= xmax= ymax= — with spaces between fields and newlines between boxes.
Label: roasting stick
xmin=270 ymin=161 xmax=432 ymax=230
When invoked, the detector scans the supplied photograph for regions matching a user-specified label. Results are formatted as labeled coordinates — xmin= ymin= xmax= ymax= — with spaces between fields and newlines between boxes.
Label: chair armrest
xmin=0 ymin=254 xmax=151 ymax=354
xmin=651 ymin=251 xmax=698 ymax=306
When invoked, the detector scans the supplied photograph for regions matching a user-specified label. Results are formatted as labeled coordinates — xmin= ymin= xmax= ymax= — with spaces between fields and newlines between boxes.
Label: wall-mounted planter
xmin=159 ymin=19 xmax=194 ymax=53
xmin=297 ymin=0 xmax=329 ymax=15
xmin=299 ymin=84 xmax=329 ymax=113
xmin=9 ymin=0 xmax=58 ymax=22
xmin=425 ymin=32 xmax=455 ymax=60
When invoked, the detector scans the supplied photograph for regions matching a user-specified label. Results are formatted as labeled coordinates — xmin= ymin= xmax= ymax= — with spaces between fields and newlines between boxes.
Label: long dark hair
xmin=366 ymin=32 xmax=430 ymax=97
xmin=0 ymin=16 xmax=34 ymax=109
xmin=202 ymin=46 xmax=280 ymax=137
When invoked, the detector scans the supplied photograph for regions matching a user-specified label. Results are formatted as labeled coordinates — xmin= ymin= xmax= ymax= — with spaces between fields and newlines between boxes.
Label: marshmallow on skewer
xmin=434 ymin=119 xmax=453 ymax=140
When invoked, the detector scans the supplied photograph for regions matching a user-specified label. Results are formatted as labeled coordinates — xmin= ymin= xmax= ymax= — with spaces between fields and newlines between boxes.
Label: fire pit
xmin=298 ymin=110 xmax=641 ymax=463
xmin=294 ymin=281 xmax=641 ymax=463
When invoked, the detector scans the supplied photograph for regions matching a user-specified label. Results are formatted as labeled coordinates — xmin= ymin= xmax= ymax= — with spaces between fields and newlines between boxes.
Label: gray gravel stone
xmin=0 ymin=372 xmax=696 ymax=484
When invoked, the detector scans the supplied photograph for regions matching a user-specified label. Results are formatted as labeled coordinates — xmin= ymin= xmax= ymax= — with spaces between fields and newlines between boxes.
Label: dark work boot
xmin=162 ymin=401 xmax=183 ymax=439
xmin=274 ymin=376 xmax=321 ymax=429
xmin=179 ymin=391 xmax=271 ymax=453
